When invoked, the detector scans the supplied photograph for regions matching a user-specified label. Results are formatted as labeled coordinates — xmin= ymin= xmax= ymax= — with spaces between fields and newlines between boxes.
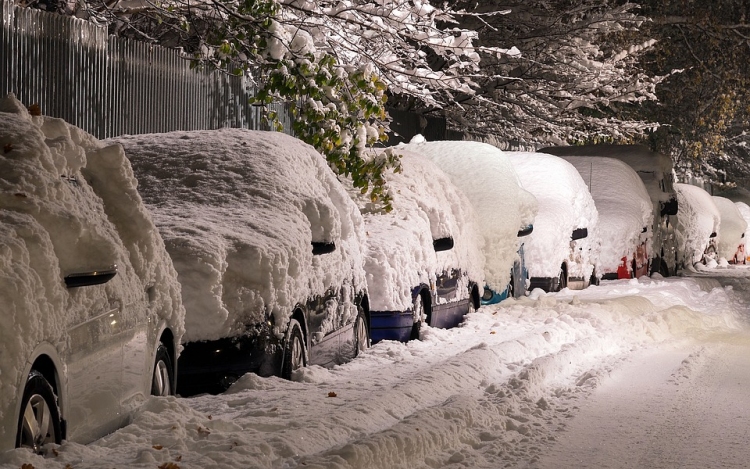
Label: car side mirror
xmin=64 ymin=265 xmax=118 ymax=288
xmin=660 ymin=197 xmax=678 ymax=216
xmin=571 ymin=228 xmax=588 ymax=241
xmin=312 ymin=242 xmax=336 ymax=255
xmin=433 ymin=237 xmax=454 ymax=252
xmin=517 ymin=225 xmax=534 ymax=237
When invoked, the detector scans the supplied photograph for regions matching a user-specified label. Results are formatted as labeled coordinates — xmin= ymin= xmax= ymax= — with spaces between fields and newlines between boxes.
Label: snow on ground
xmin=4 ymin=266 xmax=749 ymax=469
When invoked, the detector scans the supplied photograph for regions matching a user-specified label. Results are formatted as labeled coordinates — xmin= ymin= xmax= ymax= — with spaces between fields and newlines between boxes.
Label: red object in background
xmin=616 ymin=242 xmax=649 ymax=279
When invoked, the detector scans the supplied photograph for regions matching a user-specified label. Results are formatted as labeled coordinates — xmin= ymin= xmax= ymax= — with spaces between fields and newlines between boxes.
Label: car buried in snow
xmin=541 ymin=145 xmax=679 ymax=277
xmin=673 ymin=183 xmax=720 ymax=267
xmin=397 ymin=139 xmax=538 ymax=303
xmin=507 ymin=152 xmax=599 ymax=292
xmin=712 ymin=196 xmax=748 ymax=265
xmin=558 ymin=156 xmax=653 ymax=280
xmin=348 ymin=150 xmax=484 ymax=343
xmin=112 ymin=129 xmax=371 ymax=396
xmin=0 ymin=95 xmax=184 ymax=454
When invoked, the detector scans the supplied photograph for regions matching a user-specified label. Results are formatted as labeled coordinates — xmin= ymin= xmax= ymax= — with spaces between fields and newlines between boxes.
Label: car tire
xmin=410 ymin=294 xmax=426 ymax=341
xmin=281 ymin=319 xmax=306 ymax=379
xmin=557 ymin=265 xmax=568 ymax=291
xmin=16 ymin=371 xmax=62 ymax=453
xmin=354 ymin=307 xmax=370 ymax=356
xmin=508 ymin=275 xmax=515 ymax=298
xmin=151 ymin=344 xmax=174 ymax=396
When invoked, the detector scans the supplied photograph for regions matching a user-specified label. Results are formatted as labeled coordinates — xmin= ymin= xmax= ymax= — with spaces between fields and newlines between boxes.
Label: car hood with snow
xmin=559 ymin=156 xmax=653 ymax=275
xmin=396 ymin=140 xmax=538 ymax=295
xmin=507 ymin=151 xmax=599 ymax=283
xmin=110 ymin=129 xmax=368 ymax=344
xmin=674 ymin=183 xmax=720 ymax=266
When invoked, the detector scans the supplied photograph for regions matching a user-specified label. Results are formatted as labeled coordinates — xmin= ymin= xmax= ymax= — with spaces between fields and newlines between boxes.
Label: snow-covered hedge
xmin=349 ymin=150 xmax=485 ymax=311
xmin=396 ymin=140 xmax=538 ymax=293
xmin=560 ymin=156 xmax=653 ymax=274
xmin=507 ymin=152 xmax=599 ymax=280
xmin=0 ymin=94 xmax=184 ymax=447
xmin=110 ymin=129 xmax=367 ymax=343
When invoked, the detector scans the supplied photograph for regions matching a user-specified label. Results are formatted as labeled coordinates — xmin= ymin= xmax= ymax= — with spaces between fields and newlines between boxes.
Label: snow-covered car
xmin=397 ymin=139 xmax=538 ymax=302
xmin=560 ymin=156 xmax=653 ymax=279
xmin=712 ymin=196 xmax=748 ymax=264
xmin=0 ymin=95 xmax=184 ymax=453
xmin=508 ymin=152 xmax=599 ymax=292
xmin=734 ymin=202 xmax=750 ymax=264
xmin=541 ymin=145 xmax=678 ymax=276
xmin=112 ymin=129 xmax=370 ymax=396
xmin=674 ymin=183 xmax=720 ymax=267
xmin=349 ymin=150 xmax=484 ymax=342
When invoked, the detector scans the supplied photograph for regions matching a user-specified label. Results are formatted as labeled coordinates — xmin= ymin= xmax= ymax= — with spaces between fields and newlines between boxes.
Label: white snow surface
xmin=4 ymin=267 xmax=750 ymax=468
xmin=712 ymin=196 xmax=747 ymax=261
xmin=674 ymin=183 xmax=720 ymax=266
xmin=108 ymin=129 xmax=367 ymax=342
xmin=348 ymin=150 xmax=485 ymax=311
xmin=559 ymin=156 xmax=653 ymax=274
xmin=735 ymin=202 xmax=750 ymax=238
xmin=507 ymin=151 xmax=599 ymax=280
xmin=0 ymin=94 xmax=184 ymax=444
xmin=396 ymin=140 xmax=538 ymax=292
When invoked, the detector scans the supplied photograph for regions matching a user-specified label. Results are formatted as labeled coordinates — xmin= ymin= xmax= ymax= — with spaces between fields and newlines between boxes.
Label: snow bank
xmin=674 ymin=183 xmax=720 ymax=266
xmin=507 ymin=152 xmax=599 ymax=280
xmin=110 ymin=129 xmax=367 ymax=342
xmin=397 ymin=140 xmax=538 ymax=293
xmin=560 ymin=156 xmax=653 ymax=273
xmin=349 ymin=150 xmax=485 ymax=311
xmin=712 ymin=196 xmax=747 ymax=261
xmin=0 ymin=94 xmax=184 ymax=447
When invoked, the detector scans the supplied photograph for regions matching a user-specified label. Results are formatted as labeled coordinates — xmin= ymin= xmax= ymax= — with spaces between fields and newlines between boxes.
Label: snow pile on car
xmin=712 ymin=196 xmax=747 ymax=261
xmin=674 ymin=183 xmax=720 ymax=266
xmin=349 ymin=150 xmax=485 ymax=311
xmin=397 ymin=139 xmax=538 ymax=293
xmin=735 ymin=202 xmax=750 ymax=233
xmin=110 ymin=129 xmax=367 ymax=342
xmin=0 ymin=94 xmax=184 ymax=438
xmin=560 ymin=156 xmax=653 ymax=273
xmin=507 ymin=152 xmax=599 ymax=280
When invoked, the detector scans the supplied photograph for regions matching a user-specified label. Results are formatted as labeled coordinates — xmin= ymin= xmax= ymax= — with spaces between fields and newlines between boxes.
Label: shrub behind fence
xmin=0 ymin=0 xmax=292 ymax=138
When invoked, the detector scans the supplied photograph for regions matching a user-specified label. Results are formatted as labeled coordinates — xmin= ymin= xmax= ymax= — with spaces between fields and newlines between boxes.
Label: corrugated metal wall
xmin=0 ymin=0 xmax=293 ymax=138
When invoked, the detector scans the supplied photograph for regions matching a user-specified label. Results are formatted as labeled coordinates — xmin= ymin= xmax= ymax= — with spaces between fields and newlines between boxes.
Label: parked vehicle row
xmin=5 ymin=93 xmax=749 ymax=456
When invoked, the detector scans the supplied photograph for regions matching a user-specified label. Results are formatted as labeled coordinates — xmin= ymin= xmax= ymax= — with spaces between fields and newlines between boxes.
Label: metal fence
xmin=0 ymin=0 xmax=293 ymax=138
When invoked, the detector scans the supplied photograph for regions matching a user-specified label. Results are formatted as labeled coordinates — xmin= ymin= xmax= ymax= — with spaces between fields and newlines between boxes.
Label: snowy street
xmin=3 ymin=267 xmax=749 ymax=469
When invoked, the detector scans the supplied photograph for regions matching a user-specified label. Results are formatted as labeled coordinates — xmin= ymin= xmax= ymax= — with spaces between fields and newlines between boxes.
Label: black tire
xmin=557 ymin=265 xmax=568 ymax=291
xmin=16 ymin=371 xmax=62 ymax=453
xmin=659 ymin=259 xmax=670 ymax=277
xmin=589 ymin=269 xmax=599 ymax=287
xmin=631 ymin=259 xmax=637 ymax=278
xmin=151 ymin=344 xmax=174 ymax=396
xmin=281 ymin=319 xmax=306 ymax=379
xmin=508 ymin=275 xmax=515 ymax=298
xmin=354 ymin=307 xmax=370 ymax=356
xmin=410 ymin=294 xmax=426 ymax=341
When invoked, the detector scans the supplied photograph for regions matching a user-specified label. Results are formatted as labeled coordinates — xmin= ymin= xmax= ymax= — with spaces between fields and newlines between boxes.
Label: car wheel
xmin=16 ymin=371 xmax=62 ymax=454
xmin=659 ymin=259 xmax=670 ymax=277
xmin=410 ymin=294 xmax=426 ymax=341
xmin=354 ymin=308 xmax=370 ymax=356
xmin=508 ymin=275 xmax=515 ymax=298
xmin=557 ymin=265 xmax=568 ymax=291
xmin=281 ymin=319 xmax=306 ymax=379
xmin=151 ymin=344 xmax=174 ymax=396
xmin=589 ymin=269 xmax=599 ymax=287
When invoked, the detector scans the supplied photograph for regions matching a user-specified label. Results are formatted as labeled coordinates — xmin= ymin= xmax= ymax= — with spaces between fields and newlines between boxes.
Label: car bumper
xmin=370 ymin=310 xmax=414 ymax=343
xmin=177 ymin=328 xmax=282 ymax=396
